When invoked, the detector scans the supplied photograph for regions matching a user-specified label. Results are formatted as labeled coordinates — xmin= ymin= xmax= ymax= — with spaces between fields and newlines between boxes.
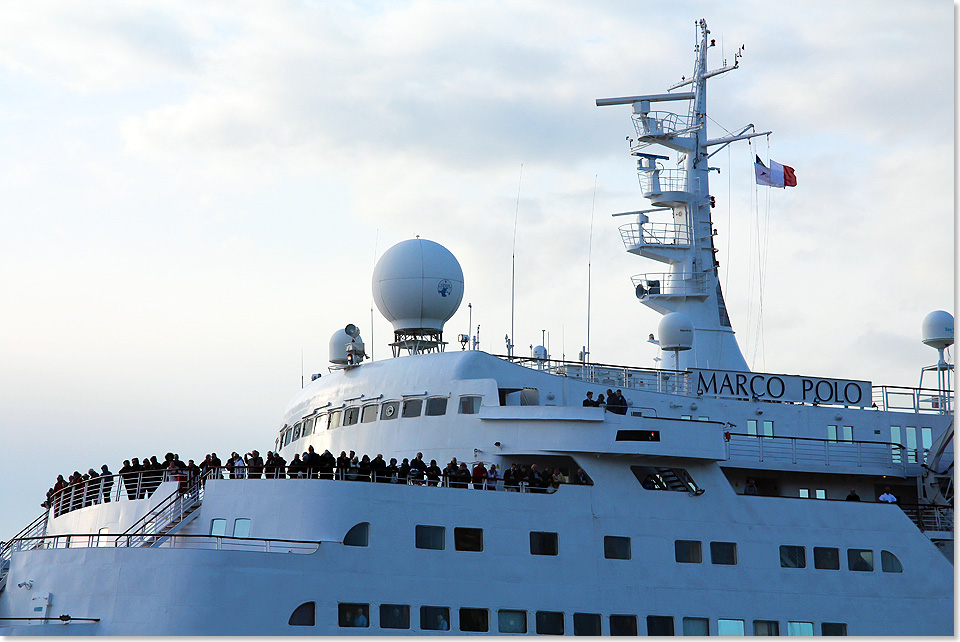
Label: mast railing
xmin=638 ymin=168 xmax=686 ymax=194
xmin=619 ymin=221 xmax=691 ymax=248
xmin=631 ymin=272 xmax=707 ymax=298
xmin=631 ymin=111 xmax=699 ymax=141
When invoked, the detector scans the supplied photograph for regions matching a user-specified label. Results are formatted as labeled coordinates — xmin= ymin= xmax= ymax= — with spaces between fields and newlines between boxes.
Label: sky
xmin=0 ymin=1 xmax=953 ymax=539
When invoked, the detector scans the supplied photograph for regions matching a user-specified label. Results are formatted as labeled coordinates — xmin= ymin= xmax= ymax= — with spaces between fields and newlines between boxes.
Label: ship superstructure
xmin=0 ymin=19 xmax=952 ymax=637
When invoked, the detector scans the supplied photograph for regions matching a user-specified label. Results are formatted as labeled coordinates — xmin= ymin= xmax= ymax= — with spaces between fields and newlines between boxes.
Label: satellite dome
xmin=372 ymin=238 xmax=464 ymax=333
xmin=658 ymin=312 xmax=694 ymax=351
xmin=922 ymin=310 xmax=954 ymax=350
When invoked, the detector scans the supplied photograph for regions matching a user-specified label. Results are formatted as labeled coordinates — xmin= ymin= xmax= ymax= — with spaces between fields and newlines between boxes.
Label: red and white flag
xmin=755 ymin=155 xmax=797 ymax=188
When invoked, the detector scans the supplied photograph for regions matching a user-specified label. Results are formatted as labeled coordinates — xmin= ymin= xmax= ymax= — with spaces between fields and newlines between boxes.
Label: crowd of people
xmin=582 ymin=388 xmax=629 ymax=414
xmin=44 ymin=447 xmax=593 ymax=515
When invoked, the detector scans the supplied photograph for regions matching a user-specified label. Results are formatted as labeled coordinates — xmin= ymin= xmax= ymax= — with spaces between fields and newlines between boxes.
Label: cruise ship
xmin=0 ymin=19 xmax=953 ymax=636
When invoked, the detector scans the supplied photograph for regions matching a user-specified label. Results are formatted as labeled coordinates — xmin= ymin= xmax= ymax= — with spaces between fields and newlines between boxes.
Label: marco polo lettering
xmin=692 ymin=369 xmax=871 ymax=407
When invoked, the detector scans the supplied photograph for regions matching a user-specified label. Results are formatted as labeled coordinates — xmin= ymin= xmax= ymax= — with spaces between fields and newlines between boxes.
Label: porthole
xmin=381 ymin=402 xmax=399 ymax=420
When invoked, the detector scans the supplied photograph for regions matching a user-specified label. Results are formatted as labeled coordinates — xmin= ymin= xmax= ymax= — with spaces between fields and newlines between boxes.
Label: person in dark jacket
xmin=100 ymin=465 xmax=114 ymax=502
xmin=370 ymin=455 xmax=388 ymax=482
xmin=318 ymin=450 xmax=335 ymax=479
xmin=335 ymin=451 xmax=350 ymax=479
xmin=425 ymin=460 xmax=441 ymax=486
xmin=303 ymin=446 xmax=321 ymax=479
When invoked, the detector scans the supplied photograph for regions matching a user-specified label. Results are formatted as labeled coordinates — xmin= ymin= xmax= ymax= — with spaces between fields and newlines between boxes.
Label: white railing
xmin=631 ymin=111 xmax=699 ymax=139
xmin=873 ymin=385 xmax=953 ymax=415
xmin=631 ymin=272 xmax=707 ymax=297
xmin=638 ymin=168 xmax=686 ymax=194
xmin=7 ymin=534 xmax=320 ymax=556
xmin=724 ymin=433 xmax=907 ymax=475
xmin=619 ymin=221 xmax=691 ymax=249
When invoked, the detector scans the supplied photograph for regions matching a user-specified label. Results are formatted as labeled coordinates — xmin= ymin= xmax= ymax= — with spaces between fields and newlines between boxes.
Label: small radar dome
xmin=533 ymin=345 xmax=548 ymax=360
xmin=372 ymin=238 xmax=464 ymax=333
xmin=658 ymin=312 xmax=694 ymax=351
xmin=922 ymin=310 xmax=954 ymax=350
xmin=330 ymin=325 xmax=365 ymax=365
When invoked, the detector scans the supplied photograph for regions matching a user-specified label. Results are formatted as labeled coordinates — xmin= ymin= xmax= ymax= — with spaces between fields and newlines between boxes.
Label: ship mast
xmin=598 ymin=18 xmax=768 ymax=372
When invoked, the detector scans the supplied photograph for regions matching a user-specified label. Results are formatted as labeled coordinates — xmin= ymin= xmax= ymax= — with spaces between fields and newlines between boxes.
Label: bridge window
xmin=814 ymin=546 xmax=840 ymax=570
xmin=754 ymin=620 xmax=780 ymax=635
xmin=683 ymin=617 xmax=709 ymax=636
xmin=847 ymin=549 xmax=874 ymax=571
xmin=343 ymin=522 xmax=369 ymax=547
xmin=780 ymin=545 xmax=806 ymax=568
xmin=361 ymin=404 xmax=378 ymax=423
xmin=459 ymin=395 xmax=482 ymax=414
xmin=283 ymin=428 xmax=293 ymax=447
xmin=710 ymin=541 xmax=737 ymax=565
xmin=530 ymin=531 xmax=558 ymax=556
xmin=536 ymin=611 xmax=564 ymax=635
xmin=302 ymin=417 xmax=315 ymax=437
xmin=646 ymin=616 xmax=674 ymax=636
xmin=573 ymin=613 xmax=601 ymax=636
xmin=380 ymin=401 xmax=399 ymax=420
xmin=718 ymin=619 xmax=745 ymax=635
xmin=459 ymin=608 xmax=488 ymax=632
xmin=421 ymin=606 xmax=450 ymax=631
xmin=288 ymin=601 xmax=315 ymax=626
xmin=425 ymin=397 xmax=448 ymax=416
xmin=328 ymin=410 xmax=342 ymax=429
xmin=881 ymin=550 xmax=903 ymax=573
xmin=498 ymin=610 xmax=527 ymax=634
xmin=609 ymin=615 xmax=638 ymax=636
xmin=604 ymin=536 xmax=631 ymax=560
xmin=343 ymin=407 xmax=359 ymax=426
xmin=402 ymin=399 xmax=422 ymax=418
xmin=416 ymin=525 xmax=444 ymax=550
xmin=454 ymin=527 xmax=483 ymax=552
xmin=292 ymin=422 xmax=302 ymax=441
xmin=380 ymin=604 xmax=410 ymax=629
xmin=675 ymin=539 xmax=702 ymax=563
xmin=338 ymin=603 xmax=369 ymax=628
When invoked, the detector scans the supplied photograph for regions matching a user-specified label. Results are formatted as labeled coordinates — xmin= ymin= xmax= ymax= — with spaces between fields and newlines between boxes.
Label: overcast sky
xmin=0 ymin=1 xmax=953 ymax=538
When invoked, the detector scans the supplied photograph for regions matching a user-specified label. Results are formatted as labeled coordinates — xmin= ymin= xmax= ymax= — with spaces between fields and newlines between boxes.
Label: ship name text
xmin=691 ymin=369 xmax=872 ymax=407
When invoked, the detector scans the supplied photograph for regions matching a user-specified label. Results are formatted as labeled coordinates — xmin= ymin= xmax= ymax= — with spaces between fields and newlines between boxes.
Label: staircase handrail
xmin=0 ymin=510 xmax=49 ymax=579
xmin=115 ymin=470 xmax=208 ymax=547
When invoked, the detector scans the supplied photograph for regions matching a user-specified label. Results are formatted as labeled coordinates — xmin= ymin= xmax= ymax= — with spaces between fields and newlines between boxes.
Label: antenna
xmin=300 ymin=348 xmax=304 ymax=389
xmin=510 ymin=164 xmax=523 ymax=357
xmin=370 ymin=228 xmax=378 ymax=362
xmin=586 ymin=174 xmax=597 ymax=363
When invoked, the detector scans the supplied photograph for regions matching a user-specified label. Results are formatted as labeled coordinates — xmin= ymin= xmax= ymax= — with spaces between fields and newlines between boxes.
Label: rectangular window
xmin=799 ymin=489 xmax=809 ymax=499
xmin=233 ymin=518 xmax=250 ymax=538
xmin=293 ymin=422 xmax=302 ymax=441
xmin=454 ymin=527 xmax=483 ymax=552
xmin=536 ymin=611 xmax=564 ymax=635
xmin=814 ymin=546 xmax=840 ymax=570
xmin=459 ymin=395 xmax=482 ymax=414
xmin=646 ymin=616 xmax=674 ymax=636
xmin=747 ymin=419 xmax=757 ymax=436
xmin=361 ymin=404 xmax=378 ymax=423
xmin=847 ymin=548 xmax=874 ymax=571
xmin=890 ymin=426 xmax=902 ymax=463
xmin=425 ymin=397 xmax=448 ymax=416
xmin=753 ymin=620 xmax=780 ymax=636
xmin=675 ymin=539 xmax=702 ymax=563
xmin=380 ymin=401 xmax=399 ymax=420
xmin=402 ymin=399 xmax=422 ymax=418
xmin=710 ymin=541 xmax=737 ymax=565
xmin=787 ymin=621 xmax=814 ymax=636
xmin=841 ymin=425 xmax=853 ymax=442
xmin=415 ymin=525 xmax=445 ymax=550
xmin=604 ymin=536 xmax=631 ymax=560
xmin=338 ymin=603 xmax=369 ymax=628
xmin=283 ymin=428 xmax=293 ymax=446
xmin=828 ymin=424 xmax=837 ymax=442
xmin=780 ymin=545 xmax=806 ymax=568
xmin=815 ymin=489 xmax=826 ymax=500
xmin=380 ymin=604 xmax=410 ymax=629
xmin=609 ymin=615 xmax=638 ymax=636
xmin=697 ymin=416 xmax=710 ymax=421
xmin=762 ymin=420 xmax=774 ymax=436
xmin=343 ymin=407 xmax=359 ymax=426
xmin=459 ymin=607 xmax=488 ymax=632
xmin=210 ymin=518 xmax=226 ymax=536
xmin=906 ymin=426 xmax=918 ymax=463
xmin=328 ymin=410 xmax=342 ymax=430
xmin=682 ymin=617 xmax=709 ymax=636
xmin=921 ymin=427 xmax=933 ymax=463
xmin=573 ymin=613 xmax=601 ymax=636
xmin=302 ymin=417 xmax=315 ymax=436
xmin=821 ymin=622 xmax=847 ymax=636
xmin=421 ymin=606 xmax=450 ymax=631
xmin=681 ymin=414 xmax=692 ymax=420
xmin=530 ymin=531 xmax=558 ymax=556
xmin=498 ymin=610 xmax=527 ymax=634
xmin=717 ymin=619 xmax=745 ymax=636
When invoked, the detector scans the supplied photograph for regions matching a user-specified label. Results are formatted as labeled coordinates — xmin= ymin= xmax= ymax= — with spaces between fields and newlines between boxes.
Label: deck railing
xmin=6 ymin=533 xmax=321 ymax=555
xmin=724 ymin=432 xmax=907 ymax=474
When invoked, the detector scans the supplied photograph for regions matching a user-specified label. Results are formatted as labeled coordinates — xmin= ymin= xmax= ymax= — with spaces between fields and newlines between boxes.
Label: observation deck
xmin=619 ymin=221 xmax=691 ymax=263
xmin=636 ymin=168 xmax=689 ymax=206
xmin=631 ymin=272 xmax=708 ymax=300
xmin=630 ymin=111 xmax=700 ymax=149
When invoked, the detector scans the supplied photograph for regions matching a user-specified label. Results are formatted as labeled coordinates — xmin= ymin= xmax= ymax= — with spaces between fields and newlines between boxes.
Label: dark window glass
xmin=710 ymin=541 xmax=737 ymax=565
xmin=459 ymin=395 xmax=482 ymax=414
xmin=675 ymin=539 xmax=702 ymax=563
xmin=881 ymin=550 xmax=903 ymax=573
xmin=609 ymin=615 xmax=638 ymax=636
xmin=604 ymin=536 xmax=631 ymax=560
xmin=416 ymin=525 xmax=444 ymax=550
xmin=380 ymin=604 xmax=410 ymax=629
xmin=302 ymin=417 xmax=315 ymax=436
xmin=847 ymin=548 xmax=874 ymax=571
xmin=814 ymin=546 xmax=840 ymax=570
xmin=779 ymin=545 xmax=806 ymax=568
xmin=425 ymin=397 xmax=448 ymax=416
xmin=454 ymin=527 xmax=483 ymax=552
xmin=682 ymin=617 xmax=709 ymax=636
xmin=293 ymin=422 xmax=302 ymax=440
xmin=821 ymin=622 xmax=847 ymax=636
xmin=343 ymin=522 xmax=369 ymax=547
xmin=536 ymin=611 xmax=564 ymax=635
xmin=343 ymin=407 xmax=359 ymax=426
xmin=337 ymin=603 xmax=369 ymax=628
xmin=459 ymin=608 xmax=488 ymax=632
xmin=288 ymin=601 xmax=315 ymax=626
xmin=646 ymin=615 xmax=674 ymax=636
xmin=361 ymin=404 xmax=378 ymax=423
xmin=380 ymin=401 xmax=399 ymax=420
xmin=498 ymin=610 xmax=527 ymax=634
xmin=283 ymin=428 xmax=293 ymax=446
xmin=530 ymin=531 xmax=558 ymax=556
xmin=402 ymin=399 xmax=422 ymax=418
xmin=421 ymin=606 xmax=450 ymax=631
xmin=573 ymin=613 xmax=601 ymax=636
xmin=753 ymin=620 xmax=780 ymax=636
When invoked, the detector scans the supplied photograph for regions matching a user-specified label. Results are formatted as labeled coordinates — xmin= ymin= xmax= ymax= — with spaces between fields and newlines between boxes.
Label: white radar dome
xmin=658 ymin=312 xmax=694 ymax=351
xmin=372 ymin=238 xmax=464 ymax=333
xmin=329 ymin=325 xmax=364 ymax=365
xmin=922 ymin=310 xmax=954 ymax=350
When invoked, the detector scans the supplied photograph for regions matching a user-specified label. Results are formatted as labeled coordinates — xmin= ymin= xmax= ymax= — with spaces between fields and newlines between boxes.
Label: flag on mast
xmin=755 ymin=155 xmax=797 ymax=187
